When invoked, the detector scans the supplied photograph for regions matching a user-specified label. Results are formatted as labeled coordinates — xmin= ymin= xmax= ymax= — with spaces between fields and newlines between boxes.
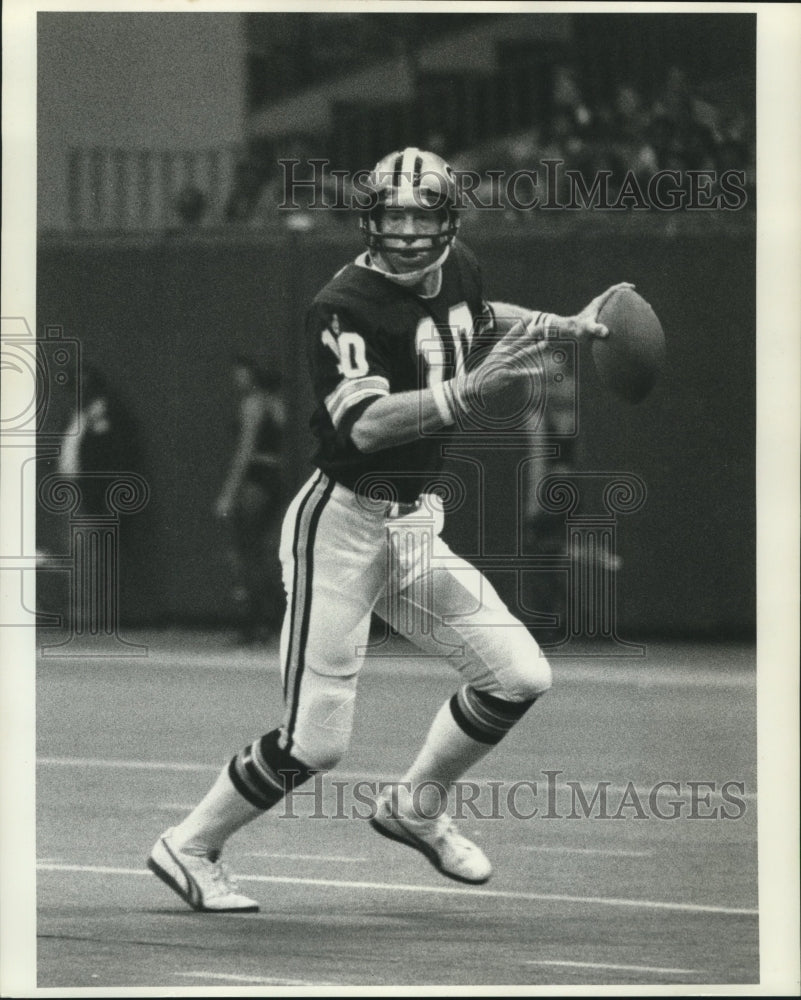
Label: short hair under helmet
xmin=360 ymin=147 xmax=461 ymax=255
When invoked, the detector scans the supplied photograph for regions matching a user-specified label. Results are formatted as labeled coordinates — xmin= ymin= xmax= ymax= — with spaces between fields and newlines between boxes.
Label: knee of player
xmin=289 ymin=734 xmax=348 ymax=773
xmin=501 ymin=653 xmax=553 ymax=701
xmin=529 ymin=654 xmax=553 ymax=696
xmin=307 ymin=748 xmax=345 ymax=772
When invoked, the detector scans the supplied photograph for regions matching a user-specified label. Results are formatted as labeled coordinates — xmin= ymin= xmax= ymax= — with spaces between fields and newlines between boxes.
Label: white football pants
xmin=277 ymin=470 xmax=552 ymax=770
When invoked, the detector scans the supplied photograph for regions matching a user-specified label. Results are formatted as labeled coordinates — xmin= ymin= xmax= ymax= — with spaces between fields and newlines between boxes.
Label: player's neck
xmin=365 ymin=252 xmax=444 ymax=298
xmin=406 ymin=268 xmax=443 ymax=298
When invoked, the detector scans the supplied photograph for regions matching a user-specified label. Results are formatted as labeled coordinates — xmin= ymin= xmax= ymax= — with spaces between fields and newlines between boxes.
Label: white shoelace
xmin=203 ymin=855 xmax=240 ymax=892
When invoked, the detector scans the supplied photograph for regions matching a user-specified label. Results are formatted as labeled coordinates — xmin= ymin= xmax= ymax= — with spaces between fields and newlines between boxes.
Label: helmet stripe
xmin=391 ymin=153 xmax=403 ymax=189
xmin=400 ymin=147 xmax=420 ymax=185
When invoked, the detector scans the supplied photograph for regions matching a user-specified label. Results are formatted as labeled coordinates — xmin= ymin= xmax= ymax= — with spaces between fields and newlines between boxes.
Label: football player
xmin=148 ymin=147 xmax=629 ymax=911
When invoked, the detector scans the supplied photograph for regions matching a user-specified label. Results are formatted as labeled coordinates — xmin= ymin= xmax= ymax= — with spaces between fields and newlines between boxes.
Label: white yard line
xmin=176 ymin=971 xmax=335 ymax=986
xmin=243 ymin=852 xmax=367 ymax=863
xmin=36 ymin=862 xmax=758 ymax=916
xmin=38 ymin=756 xmax=215 ymax=773
xmin=524 ymin=959 xmax=699 ymax=975
xmin=519 ymin=845 xmax=651 ymax=857
xmin=36 ymin=755 xmax=757 ymax=801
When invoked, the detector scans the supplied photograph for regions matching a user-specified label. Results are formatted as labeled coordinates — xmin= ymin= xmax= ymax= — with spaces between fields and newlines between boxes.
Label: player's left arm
xmin=487 ymin=282 xmax=634 ymax=340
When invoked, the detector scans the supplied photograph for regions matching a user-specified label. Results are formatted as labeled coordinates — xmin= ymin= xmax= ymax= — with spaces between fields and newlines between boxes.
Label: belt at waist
xmin=385 ymin=498 xmax=424 ymax=518
xmin=324 ymin=475 xmax=425 ymax=519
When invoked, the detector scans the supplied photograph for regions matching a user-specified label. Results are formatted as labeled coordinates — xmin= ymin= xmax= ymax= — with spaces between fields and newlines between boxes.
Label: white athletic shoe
xmin=370 ymin=794 xmax=492 ymax=884
xmin=147 ymin=828 xmax=259 ymax=913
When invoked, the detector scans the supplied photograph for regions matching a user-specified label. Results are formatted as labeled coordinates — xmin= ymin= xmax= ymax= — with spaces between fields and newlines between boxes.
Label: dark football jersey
xmin=306 ymin=241 xmax=492 ymax=503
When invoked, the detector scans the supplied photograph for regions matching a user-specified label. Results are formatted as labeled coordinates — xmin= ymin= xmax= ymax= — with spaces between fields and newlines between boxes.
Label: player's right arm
xmin=349 ymin=317 xmax=553 ymax=453
xmin=310 ymin=300 xmax=463 ymax=454
xmin=350 ymin=387 xmax=458 ymax=453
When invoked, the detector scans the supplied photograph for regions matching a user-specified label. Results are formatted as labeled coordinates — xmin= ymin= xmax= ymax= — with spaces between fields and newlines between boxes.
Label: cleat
xmin=370 ymin=794 xmax=492 ymax=884
xmin=147 ymin=828 xmax=259 ymax=912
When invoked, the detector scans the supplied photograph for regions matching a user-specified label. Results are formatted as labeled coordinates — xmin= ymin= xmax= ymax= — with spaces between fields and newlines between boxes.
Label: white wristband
xmin=445 ymin=377 xmax=470 ymax=417
xmin=430 ymin=381 xmax=457 ymax=426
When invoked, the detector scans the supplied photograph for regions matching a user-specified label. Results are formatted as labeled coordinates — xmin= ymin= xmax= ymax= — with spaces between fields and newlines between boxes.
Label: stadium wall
xmin=36 ymin=223 xmax=755 ymax=638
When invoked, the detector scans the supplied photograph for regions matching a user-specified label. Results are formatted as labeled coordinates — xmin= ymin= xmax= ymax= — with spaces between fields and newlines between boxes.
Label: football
xmin=592 ymin=288 xmax=666 ymax=403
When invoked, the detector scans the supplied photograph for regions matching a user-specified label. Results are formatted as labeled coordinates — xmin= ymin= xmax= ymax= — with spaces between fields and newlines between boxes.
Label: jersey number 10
xmin=322 ymin=302 xmax=474 ymax=383
xmin=321 ymin=328 xmax=370 ymax=379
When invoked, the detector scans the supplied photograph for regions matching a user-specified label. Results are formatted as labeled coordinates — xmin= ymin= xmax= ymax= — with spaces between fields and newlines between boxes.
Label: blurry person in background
xmin=57 ymin=366 xmax=141 ymax=516
xmin=215 ymin=356 xmax=286 ymax=644
xmin=520 ymin=353 xmax=579 ymax=647
xmin=522 ymin=352 xmax=578 ymax=558
xmin=521 ymin=352 xmax=620 ymax=647
xmin=50 ymin=366 xmax=142 ymax=630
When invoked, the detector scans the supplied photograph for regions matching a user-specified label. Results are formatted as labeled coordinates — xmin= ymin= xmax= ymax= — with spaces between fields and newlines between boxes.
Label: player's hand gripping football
xmin=490 ymin=281 xmax=635 ymax=360
xmin=518 ymin=282 xmax=636 ymax=344
xmin=563 ymin=281 xmax=636 ymax=340
xmin=443 ymin=283 xmax=635 ymax=420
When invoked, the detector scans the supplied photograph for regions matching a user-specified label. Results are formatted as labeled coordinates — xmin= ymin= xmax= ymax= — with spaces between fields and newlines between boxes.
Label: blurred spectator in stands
xmin=612 ymin=83 xmax=651 ymax=166
xmin=614 ymin=83 xmax=649 ymax=137
xmin=453 ymin=56 xmax=753 ymax=221
xmin=552 ymin=63 xmax=591 ymax=131
xmin=215 ymin=357 xmax=286 ymax=643
xmin=654 ymin=65 xmax=694 ymax=129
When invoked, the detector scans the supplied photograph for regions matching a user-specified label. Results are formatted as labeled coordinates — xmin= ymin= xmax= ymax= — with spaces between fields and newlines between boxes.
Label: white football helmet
xmin=360 ymin=147 xmax=461 ymax=263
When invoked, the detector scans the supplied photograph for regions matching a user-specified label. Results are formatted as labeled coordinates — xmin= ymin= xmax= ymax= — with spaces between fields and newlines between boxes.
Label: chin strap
xmin=368 ymin=244 xmax=452 ymax=287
